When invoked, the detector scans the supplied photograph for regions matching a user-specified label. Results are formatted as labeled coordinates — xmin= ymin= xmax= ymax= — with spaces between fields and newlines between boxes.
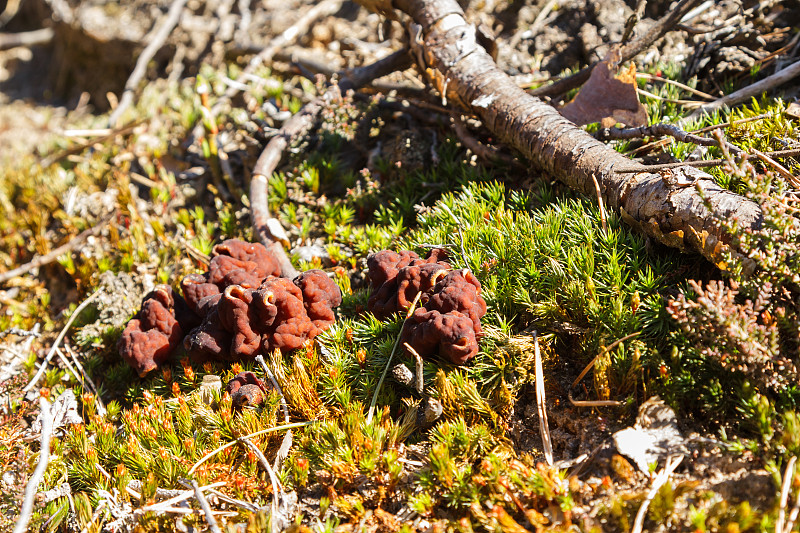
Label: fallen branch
xmin=107 ymin=0 xmax=187 ymax=127
xmin=250 ymin=49 xmax=412 ymax=277
xmin=356 ymin=0 xmax=763 ymax=270
xmin=0 ymin=215 xmax=113 ymax=285
xmin=0 ymin=28 xmax=54 ymax=50
xmin=13 ymin=399 xmax=54 ymax=533
xmin=684 ymin=59 xmax=800 ymax=124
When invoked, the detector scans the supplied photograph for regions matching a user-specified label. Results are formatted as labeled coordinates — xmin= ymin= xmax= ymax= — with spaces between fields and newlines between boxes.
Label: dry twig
xmin=0 ymin=215 xmax=113 ymax=285
xmin=191 ymin=480 xmax=222 ymax=533
xmin=250 ymin=49 xmax=411 ymax=277
xmin=13 ymin=399 xmax=54 ymax=533
xmin=23 ymin=290 xmax=101 ymax=393
xmin=631 ymin=455 xmax=684 ymax=533
xmin=684 ymin=60 xmax=800 ymax=123
xmin=530 ymin=0 xmax=701 ymax=98
xmin=107 ymin=0 xmax=187 ymax=127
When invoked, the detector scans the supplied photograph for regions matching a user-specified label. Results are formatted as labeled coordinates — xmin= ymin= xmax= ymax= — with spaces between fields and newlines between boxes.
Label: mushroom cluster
xmin=366 ymin=249 xmax=487 ymax=365
xmin=117 ymin=239 xmax=342 ymax=376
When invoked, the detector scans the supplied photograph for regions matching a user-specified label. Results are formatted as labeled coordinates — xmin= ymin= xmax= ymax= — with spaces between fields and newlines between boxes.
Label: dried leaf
xmin=560 ymin=48 xmax=649 ymax=128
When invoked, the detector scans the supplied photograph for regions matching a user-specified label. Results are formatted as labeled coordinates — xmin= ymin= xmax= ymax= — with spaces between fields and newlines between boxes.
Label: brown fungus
xmin=426 ymin=269 xmax=487 ymax=336
xmin=402 ymin=308 xmax=479 ymax=365
xmin=294 ymin=269 xmax=342 ymax=329
xmin=367 ymin=248 xmax=450 ymax=319
xmin=259 ymin=276 xmax=318 ymax=351
xmin=117 ymin=285 xmax=185 ymax=377
xmin=226 ymin=371 xmax=272 ymax=408
xmin=212 ymin=239 xmax=281 ymax=279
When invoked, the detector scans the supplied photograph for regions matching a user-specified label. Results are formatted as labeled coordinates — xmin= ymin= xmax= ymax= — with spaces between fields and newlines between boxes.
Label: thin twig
xmin=13 ymin=399 xmax=54 ymax=533
xmin=216 ymin=0 xmax=344 ymax=115
xmin=23 ymin=290 xmax=101 ymax=393
xmin=777 ymin=456 xmax=797 ymax=533
xmin=367 ymin=291 xmax=422 ymax=425
xmin=188 ymin=420 xmax=313 ymax=475
xmin=631 ymin=455 xmax=684 ymax=533
xmin=403 ymin=342 xmax=425 ymax=394
xmin=254 ymin=353 xmax=292 ymax=472
xmin=568 ymin=332 xmax=641 ymax=407
xmin=533 ymin=331 xmax=553 ymax=465
xmin=64 ymin=344 xmax=106 ymax=416
xmin=0 ymin=28 xmax=54 ymax=50
xmin=190 ymin=480 xmax=222 ymax=533
xmin=107 ymin=0 xmax=187 ymax=127
xmin=41 ymin=120 xmax=145 ymax=167
xmin=683 ymin=60 xmax=800 ymax=124
xmin=752 ymin=148 xmax=800 ymax=188
xmin=141 ymin=482 xmax=226 ymax=512
xmin=250 ymin=49 xmax=411 ymax=277
xmin=615 ymin=148 xmax=800 ymax=173
xmin=635 ymin=72 xmax=715 ymax=100
xmin=0 ymin=216 xmax=113 ymax=285
xmin=626 ymin=112 xmax=773 ymax=156
xmin=530 ymin=0 xmax=701 ymax=98
xmin=238 ymin=437 xmax=283 ymax=533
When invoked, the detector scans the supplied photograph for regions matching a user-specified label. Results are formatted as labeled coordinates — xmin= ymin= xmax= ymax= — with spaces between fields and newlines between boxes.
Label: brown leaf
xmin=560 ymin=48 xmax=649 ymax=128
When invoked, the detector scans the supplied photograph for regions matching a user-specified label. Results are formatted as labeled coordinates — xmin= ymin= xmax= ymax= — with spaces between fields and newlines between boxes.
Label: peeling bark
xmin=357 ymin=0 xmax=762 ymax=269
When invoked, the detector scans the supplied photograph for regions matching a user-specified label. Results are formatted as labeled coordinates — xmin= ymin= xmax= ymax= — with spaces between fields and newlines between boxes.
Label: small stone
xmin=392 ymin=363 xmax=414 ymax=386
xmin=417 ymin=396 xmax=443 ymax=429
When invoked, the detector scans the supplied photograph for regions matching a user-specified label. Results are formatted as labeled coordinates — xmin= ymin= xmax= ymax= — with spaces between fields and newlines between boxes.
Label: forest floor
xmin=1 ymin=0 xmax=800 ymax=531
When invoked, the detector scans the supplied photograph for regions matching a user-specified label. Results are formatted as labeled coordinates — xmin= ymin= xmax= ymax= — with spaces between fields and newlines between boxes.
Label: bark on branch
xmin=356 ymin=0 xmax=762 ymax=270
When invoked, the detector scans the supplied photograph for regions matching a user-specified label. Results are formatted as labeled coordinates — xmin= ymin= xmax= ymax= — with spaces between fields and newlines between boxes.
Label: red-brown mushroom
xmin=226 ymin=371 xmax=272 ymax=408
xmin=402 ymin=308 xmax=479 ymax=365
xmin=294 ymin=270 xmax=342 ymax=329
xmin=118 ymin=285 xmax=185 ymax=376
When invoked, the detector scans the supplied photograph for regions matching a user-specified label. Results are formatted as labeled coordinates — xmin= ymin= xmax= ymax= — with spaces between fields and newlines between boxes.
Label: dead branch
xmin=355 ymin=0 xmax=763 ymax=271
xmin=250 ymin=49 xmax=412 ymax=276
xmin=13 ymin=399 xmax=54 ymax=533
xmin=529 ymin=0 xmax=701 ymax=98
xmin=215 ymin=0 xmax=344 ymax=115
xmin=597 ymin=123 xmax=742 ymax=155
xmin=0 ymin=28 xmax=54 ymax=50
xmin=0 ymin=215 xmax=113 ymax=285
xmin=615 ymin=148 xmax=800 ymax=173
xmin=107 ymin=0 xmax=187 ymax=128
xmin=684 ymin=60 xmax=800 ymax=123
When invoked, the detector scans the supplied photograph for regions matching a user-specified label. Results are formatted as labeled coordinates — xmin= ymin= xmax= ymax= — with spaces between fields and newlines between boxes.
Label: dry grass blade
xmin=533 ymin=331 xmax=553 ymax=465
xmin=23 ymin=290 xmax=102 ymax=392
xmin=187 ymin=420 xmax=313 ymax=475
xmin=190 ymin=480 xmax=222 ymax=533
xmin=367 ymin=292 xmax=422 ymax=424
xmin=631 ymin=455 xmax=684 ymax=533
xmin=570 ymin=332 xmax=641 ymax=390
xmin=777 ymin=456 xmax=797 ymax=533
